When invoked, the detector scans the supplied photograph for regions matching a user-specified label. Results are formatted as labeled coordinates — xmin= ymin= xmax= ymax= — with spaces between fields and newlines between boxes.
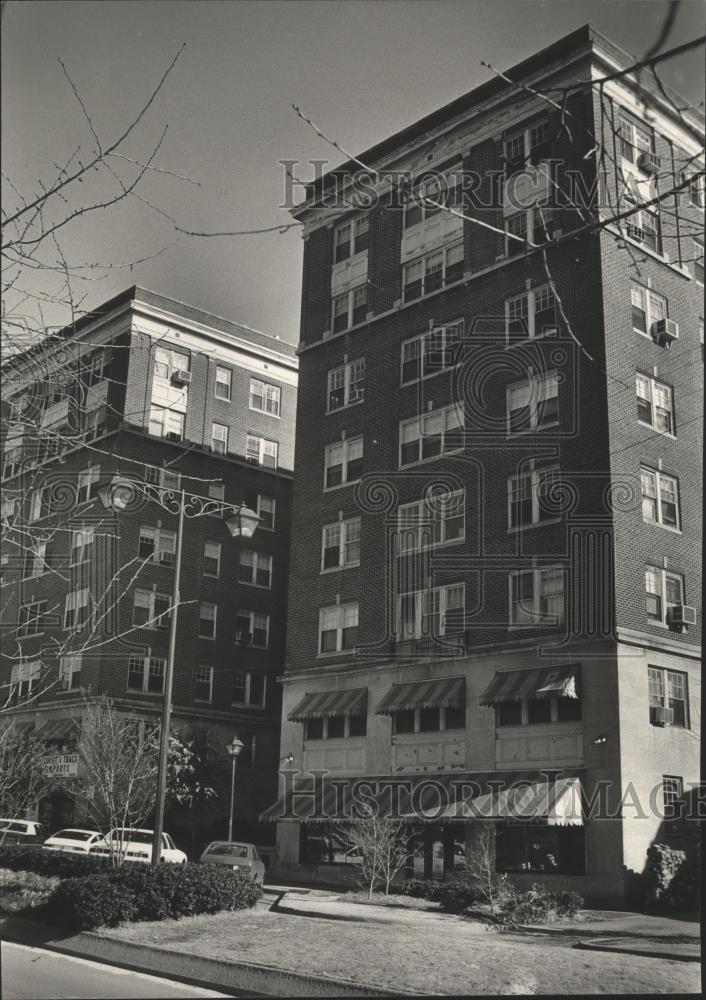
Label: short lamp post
xmin=98 ymin=474 xmax=259 ymax=866
xmin=226 ymin=735 xmax=245 ymax=842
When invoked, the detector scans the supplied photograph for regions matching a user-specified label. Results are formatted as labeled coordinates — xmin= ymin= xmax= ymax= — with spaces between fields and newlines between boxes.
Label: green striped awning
xmin=288 ymin=689 xmax=367 ymax=722
xmin=375 ymin=676 xmax=465 ymax=716
xmin=479 ymin=665 xmax=580 ymax=706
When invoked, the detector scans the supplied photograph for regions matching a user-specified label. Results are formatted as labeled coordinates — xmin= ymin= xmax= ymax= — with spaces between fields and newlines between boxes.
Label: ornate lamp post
xmin=98 ymin=475 xmax=259 ymax=865
xmin=226 ymin=735 xmax=245 ymax=842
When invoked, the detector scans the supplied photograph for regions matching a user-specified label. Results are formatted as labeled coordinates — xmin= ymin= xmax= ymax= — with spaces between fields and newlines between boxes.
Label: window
xmin=154 ymin=347 xmax=189 ymax=380
xmin=327 ymin=358 xmax=365 ymax=411
xmin=504 ymin=119 xmax=553 ymax=175
xmin=640 ymin=468 xmax=680 ymax=529
xmin=208 ymin=483 xmax=225 ymax=502
xmin=319 ymin=603 xmax=359 ymax=653
xmin=401 ymin=321 xmax=463 ymax=383
xmin=399 ymin=405 xmax=463 ymax=467
xmin=649 ymin=666 xmax=689 ymax=727
xmin=507 ymin=374 xmax=559 ymax=433
xmin=631 ymin=283 xmax=667 ymax=337
xmin=303 ymin=714 xmax=368 ymax=740
xmin=509 ymin=466 xmax=560 ymax=529
xmin=132 ymin=589 xmax=171 ymax=629
xmin=148 ymin=406 xmax=184 ymax=442
xmin=59 ymin=654 xmax=82 ymax=691
xmin=496 ymin=701 xmax=523 ymax=726
xmin=324 ymin=436 xmax=363 ymax=488
xmin=81 ymin=347 xmax=110 ymax=387
xmin=211 ymin=422 xmax=229 ymax=454
xmin=617 ymin=115 xmax=653 ymax=165
xmin=29 ymin=487 xmax=51 ymax=522
xmin=249 ymin=379 xmax=281 ymax=417
xmin=246 ymin=434 xmax=278 ymax=468
xmin=144 ymin=465 xmax=181 ymax=491
xmin=686 ymin=172 xmax=705 ymax=208
xmin=506 ymin=287 xmax=557 ymax=343
xmin=392 ymin=702 xmax=465 ymax=734
xmin=662 ymin=776 xmax=684 ymax=819
xmin=333 ymin=216 xmax=369 ymax=261
xmin=231 ymin=670 xmax=267 ymax=707
xmin=510 ymin=568 xmax=565 ymax=626
xmin=215 ymin=366 xmax=232 ymax=401
xmin=203 ymin=540 xmax=221 ymax=577
xmin=495 ymin=695 xmax=582 ymax=726
xmin=127 ymin=655 xmax=166 ymax=694
xmin=238 ymin=550 xmax=273 ymax=588
xmin=402 ymin=242 xmax=464 ymax=302
xmin=83 ymin=406 xmax=108 ymax=441
xmin=645 ymin=566 xmax=684 ymax=625
xmin=397 ymin=583 xmax=464 ymax=640
xmin=398 ymin=490 xmax=465 ymax=552
xmin=26 ymin=539 xmax=53 ymax=578
xmin=19 ymin=600 xmax=47 ymax=637
xmin=63 ymin=589 xmax=90 ymax=630
xmin=692 ymin=239 xmax=704 ymax=285
xmin=199 ymin=602 xmax=217 ymax=639
xmin=636 ymin=374 xmax=674 ymax=435
xmin=403 ymin=171 xmax=461 ymax=227
xmin=138 ymin=526 xmax=176 ymax=564
xmin=10 ymin=661 xmax=41 ymax=700
xmin=236 ymin=610 xmax=270 ymax=647
xmin=243 ymin=492 xmax=275 ymax=531
xmin=623 ymin=194 xmax=663 ymax=254
xmin=332 ymin=284 xmax=368 ymax=333
xmin=71 ymin=526 xmax=94 ymax=564
xmin=2 ymin=445 xmax=21 ymax=479
xmin=496 ymin=823 xmax=585 ymax=874
xmin=195 ymin=665 xmax=213 ymax=702
xmin=505 ymin=210 xmax=529 ymax=256
xmin=321 ymin=516 xmax=361 ymax=569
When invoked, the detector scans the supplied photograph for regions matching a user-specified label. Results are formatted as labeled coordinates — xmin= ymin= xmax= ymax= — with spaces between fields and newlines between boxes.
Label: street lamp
xmin=226 ymin=735 xmax=245 ymax=842
xmin=99 ymin=474 xmax=259 ymax=865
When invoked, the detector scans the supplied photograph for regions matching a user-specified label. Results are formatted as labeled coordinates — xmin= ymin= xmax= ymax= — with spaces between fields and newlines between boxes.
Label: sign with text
xmin=45 ymin=753 xmax=79 ymax=777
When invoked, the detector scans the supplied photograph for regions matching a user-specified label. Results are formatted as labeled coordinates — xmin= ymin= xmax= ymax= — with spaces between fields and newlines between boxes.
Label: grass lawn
xmin=102 ymin=907 xmax=701 ymax=995
xmin=340 ymin=891 xmax=439 ymax=911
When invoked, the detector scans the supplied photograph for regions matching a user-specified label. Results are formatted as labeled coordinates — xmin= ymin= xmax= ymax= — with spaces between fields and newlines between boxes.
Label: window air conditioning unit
xmin=246 ymin=456 xmax=259 ymax=465
xmin=649 ymin=705 xmax=674 ymax=727
xmin=626 ymin=223 xmax=645 ymax=243
xmin=159 ymin=552 xmax=175 ymax=565
xmin=236 ymin=631 xmax=252 ymax=644
xmin=651 ymin=318 xmax=679 ymax=346
xmin=165 ymin=432 xmax=182 ymax=442
xmin=667 ymin=604 xmax=697 ymax=630
xmin=637 ymin=151 xmax=662 ymax=175
xmin=171 ymin=370 xmax=191 ymax=386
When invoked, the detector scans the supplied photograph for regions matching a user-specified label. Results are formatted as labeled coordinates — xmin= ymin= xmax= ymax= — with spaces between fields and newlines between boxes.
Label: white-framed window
xmin=640 ymin=468 xmax=680 ymax=529
xmin=71 ymin=526 xmax=95 ymax=564
xmin=509 ymin=567 xmax=565 ymax=626
xmin=403 ymin=169 xmax=462 ymax=228
xmin=662 ymin=775 xmax=684 ymax=819
xmin=11 ymin=660 xmax=41 ymax=700
xmin=148 ymin=405 xmax=184 ymax=442
xmin=2 ymin=445 xmax=22 ymax=480
xmin=397 ymin=583 xmax=464 ymax=640
xmin=304 ymin=713 xmax=368 ymax=740
xmin=321 ymin=516 xmax=361 ymax=570
xmin=238 ymin=550 xmax=273 ymax=588
xmin=154 ymin=346 xmax=190 ymax=380
xmin=203 ymin=540 xmax=221 ymax=577
xmin=399 ymin=404 xmax=463 ymax=467
xmin=138 ymin=525 xmax=176 ymax=565
xmin=402 ymin=242 xmax=464 ymax=302
xmin=333 ymin=215 xmax=369 ymax=262
xmin=27 ymin=538 xmax=52 ymax=578
xmin=231 ymin=670 xmax=267 ymax=708
xmin=199 ymin=602 xmax=217 ymax=639
xmin=29 ymin=487 xmax=50 ymax=522
xmin=19 ymin=600 xmax=47 ymax=637
xmin=208 ymin=482 xmax=225 ymax=502
xmin=504 ymin=118 xmax=553 ymax=175
xmin=83 ymin=406 xmax=108 ymax=441
xmin=692 ymin=238 xmax=704 ymax=285
xmin=636 ymin=374 xmax=674 ymax=435
xmin=398 ymin=490 xmax=465 ymax=553
xmin=215 ymin=366 xmax=232 ymax=401
xmin=63 ymin=588 xmax=90 ymax=630
xmin=332 ymin=284 xmax=368 ymax=333
xmin=507 ymin=373 xmax=559 ymax=433
xmin=77 ymin=466 xmax=100 ymax=505
xmin=235 ymin=610 xmax=270 ymax=648
xmin=623 ymin=194 xmax=663 ymax=254
xmin=127 ymin=655 xmax=165 ymax=694
xmin=143 ymin=465 xmax=181 ymax=491
xmin=685 ymin=171 xmax=705 ymax=209
xmin=327 ymin=358 xmax=365 ymax=411
xmin=194 ymin=665 xmax=213 ymax=702
xmin=59 ymin=654 xmax=82 ymax=691
xmin=249 ymin=379 xmax=281 ymax=417
xmin=631 ymin=283 xmax=667 ymax=337
xmin=645 ymin=566 xmax=684 ymax=625
xmin=211 ymin=422 xmax=229 ymax=454
xmin=505 ymin=206 xmax=557 ymax=255
xmin=401 ymin=320 xmax=464 ymax=383
xmin=508 ymin=465 xmax=561 ymax=529
xmin=506 ymin=287 xmax=557 ymax=342
xmin=244 ymin=492 xmax=275 ymax=530
xmin=617 ymin=114 xmax=653 ymax=165
xmin=132 ymin=589 xmax=170 ymax=629
xmin=649 ymin=666 xmax=689 ymax=728
xmin=319 ymin=603 xmax=359 ymax=653
xmin=324 ymin=436 xmax=363 ymax=488
xmin=246 ymin=434 xmax=278 ymax=468
xmin=81 ymin=347 xmax=111 ymax=387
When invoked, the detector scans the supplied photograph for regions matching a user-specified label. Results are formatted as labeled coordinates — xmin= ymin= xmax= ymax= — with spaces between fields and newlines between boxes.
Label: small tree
xmin=462 ymin=824 xmax=509 ymax=913
xmin=343 ymin=814 xmax=410 ymax=899
xmin=0 ymin=720 xmax=50 ymax=830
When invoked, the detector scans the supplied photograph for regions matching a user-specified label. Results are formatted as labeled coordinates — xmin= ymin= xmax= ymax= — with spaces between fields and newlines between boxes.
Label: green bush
xmin=0 ymin=845 xmax=113 ymax=879
xmin=496 ymin=883 xmax=584 ymax=927
xmin=644 ymin=844 xmax=686 ymax=905
xmin=665 ymin=853 xmax=700 ymax=911
xmin=47 ymin=863 xmax=262 ymax=930
xmin=435 ymin=881 xmax=485 ymax=913
xmin=394 ymin=879 xmax=448 ymax=902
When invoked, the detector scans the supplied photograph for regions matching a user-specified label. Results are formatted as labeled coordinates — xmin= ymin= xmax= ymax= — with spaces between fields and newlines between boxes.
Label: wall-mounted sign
xmin=45 ymin=753 xmax=79 ymax=777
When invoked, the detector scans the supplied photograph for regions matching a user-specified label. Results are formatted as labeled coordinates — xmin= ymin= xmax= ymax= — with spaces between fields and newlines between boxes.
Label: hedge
xmin=46 ymin=863 xmax=262 ymax=929
xmin=0 ymin=845 xmax=113 ymax=879
xmin=645 ymin=844 xmax=700 ymax=911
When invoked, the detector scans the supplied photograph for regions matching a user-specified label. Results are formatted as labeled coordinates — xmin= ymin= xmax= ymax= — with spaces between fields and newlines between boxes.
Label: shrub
xmin=665 ymin=853 xmax=700 ymax=912
xmin=644 ymin=844 xmax=686 ymax=905
xmin=47 ymin=863 xmax=262 ymax=930
xmin=435 ymin=881 xmax=485 ymax=913
xmin=496 ymin=883 xmax=584 ymax=928
xmin=0 ymin=868 xmax=59 ymax=915
xmin=394 ymin=879 xmax=448 ymax=903
xmin=0 ymin=845 xmax=113 ymax=879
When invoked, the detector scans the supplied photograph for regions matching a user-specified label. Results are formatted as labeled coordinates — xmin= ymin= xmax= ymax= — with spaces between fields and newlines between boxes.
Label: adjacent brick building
xmin=1 ymin=286 xmax=298 ymax=853
xmin=265 ymin=25 xmax=703 ymax=905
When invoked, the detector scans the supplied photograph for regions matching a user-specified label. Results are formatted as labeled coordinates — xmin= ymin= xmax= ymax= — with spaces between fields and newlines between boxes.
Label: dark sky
xmin=3 ymin=0 xmax=704 ymax=345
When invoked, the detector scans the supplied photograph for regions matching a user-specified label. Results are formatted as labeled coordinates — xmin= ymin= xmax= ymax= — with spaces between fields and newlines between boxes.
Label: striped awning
xmin=38 ymin=718 xmax=78 ymax=741
xmin=375 ymin=677 xmax=465 ymax=716
xmin=288 ymin=689 xmax=367 ymax=722
xmin=415 ymin=776 xmax=584 ymax=826
xmin=479 ymin=665 xmax=580 ymax=706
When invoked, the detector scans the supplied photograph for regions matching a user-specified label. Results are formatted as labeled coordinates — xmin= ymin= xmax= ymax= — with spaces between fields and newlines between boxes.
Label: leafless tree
xmin=343 ymin=814 xmax=410 ymax=899
xmin=0 ymin=719 xmax=51 ymax=830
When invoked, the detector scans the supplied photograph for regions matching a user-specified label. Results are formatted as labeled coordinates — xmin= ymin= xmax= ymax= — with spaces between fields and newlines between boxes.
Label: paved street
xmin=0 ymin=943 xmax=233 ymax=1000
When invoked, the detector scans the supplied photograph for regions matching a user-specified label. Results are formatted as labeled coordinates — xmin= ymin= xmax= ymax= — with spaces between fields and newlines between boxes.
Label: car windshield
xmin=206 ymin=843 xmax=249 ymax=858
xmin=112 ymin=830 xmax=152 ymax=844
xmin=53 ymin=830 xmax=95 ymax=841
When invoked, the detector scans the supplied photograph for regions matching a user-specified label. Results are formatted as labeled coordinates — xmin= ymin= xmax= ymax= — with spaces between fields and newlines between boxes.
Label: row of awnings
xmin=287 ymin=665 xmax=580 ymax=722
xmin=3 ymin=718 xmax=77 ymax=741
xmin=260 ymin=771 xmax=584 ymax=826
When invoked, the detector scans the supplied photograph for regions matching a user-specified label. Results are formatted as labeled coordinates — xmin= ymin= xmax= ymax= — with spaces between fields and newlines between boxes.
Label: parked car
xmin=89 ymin=828 xmax=187 ymax=864
xmin=0 ymin=819 xmax=45 ymax=845
xmin=42 ymin=828 xmax=103 ymax=854
xmin=198 ymin=841 xmax=266 ymax=884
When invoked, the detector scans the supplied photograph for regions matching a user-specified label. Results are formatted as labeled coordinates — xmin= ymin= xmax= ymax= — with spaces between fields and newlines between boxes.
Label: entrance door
xmin=39 ymin=793 xmax=74 ymax=834
xmin=408 ymin=826 xmax=460 ymax=880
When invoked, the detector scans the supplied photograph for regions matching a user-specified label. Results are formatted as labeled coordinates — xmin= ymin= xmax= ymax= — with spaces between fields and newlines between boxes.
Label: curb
xmin=575 ymin=937 xmax=700 ymax=963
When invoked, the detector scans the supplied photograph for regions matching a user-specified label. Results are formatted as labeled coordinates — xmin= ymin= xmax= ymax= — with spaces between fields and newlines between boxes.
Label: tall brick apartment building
xmin=264 ymin=26 xmax=703 ymax=905
xmin=1 ymin=286 xmax=297 ymax=849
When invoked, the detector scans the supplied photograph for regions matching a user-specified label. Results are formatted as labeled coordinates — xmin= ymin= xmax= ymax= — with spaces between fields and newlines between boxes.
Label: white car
xmin=89 ymin=828 xmax=187 ymax=864
xmin=42 ymin=828 xmax=103 ymax=854
xmin=0 ymin=818 xmax=45 ymax=845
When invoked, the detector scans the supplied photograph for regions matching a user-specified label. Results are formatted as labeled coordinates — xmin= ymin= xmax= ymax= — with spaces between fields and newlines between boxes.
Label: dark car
xmin=198 ymin=841 xmax=266 ymax=884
